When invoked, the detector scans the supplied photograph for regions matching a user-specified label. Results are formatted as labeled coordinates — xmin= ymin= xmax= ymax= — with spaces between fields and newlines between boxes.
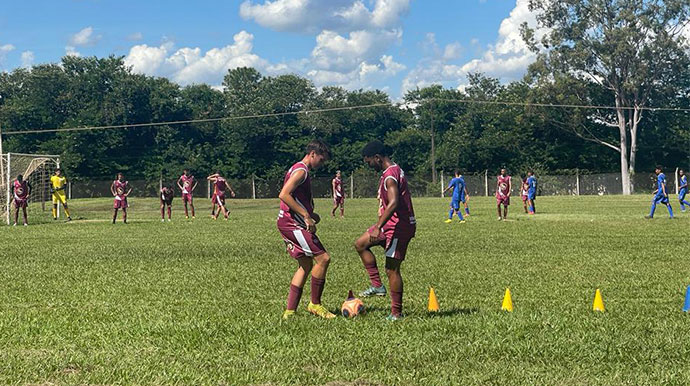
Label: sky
xmin=0 ymin=0 xmax=540 ymax=98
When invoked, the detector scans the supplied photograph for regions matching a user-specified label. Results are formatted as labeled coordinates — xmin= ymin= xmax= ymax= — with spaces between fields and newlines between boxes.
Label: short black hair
xmin=454 ymin=169 xmax=460 ymax=176
xmin=655 ymin=165 xmax=663 ymax=171
xmin=306 ymin=139 xmax=330 ymax=158
xmin=117 ymin=172 xmax=123 ymax=177
xmin=17 ymin=174 xmax=23 ymax=180
xmin=361 ymin=140 xmax=389 ymax=157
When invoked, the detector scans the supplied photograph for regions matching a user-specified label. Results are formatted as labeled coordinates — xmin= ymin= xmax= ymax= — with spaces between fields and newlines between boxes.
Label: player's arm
xmin=332 ymin=179 xmax=337 ymax=197
xmin=192 ymin=180 xmax=198 ymax=191
xmin=442 ymin=182 xmax=454 ymax=195
xmin=370 ymin=178 xmax=399 ymax=243
xmin=225 ymin=181 xmax=236 ymax=197
xmin=177 ymin=176 xmax=184 ymax=190
xmin=464 ymin=186 xmax=470 ymax=199
xmin=680 ymin=179 xmax=687 ymax=190
xmin=125 ymin=186 xmax=133 ymax=197
xmin=207 ymin=173 xmax=219 ymax=181
xmin=507 ymin=178 xmax=512 ymax=197
xmin=278 ymin=169 xmax=316 ymax=232
xmin=27 ymin=181 xmax=32 ymax=196
xmin=110 ymin=182 xmax=116 ymax=196
xmin=662 ymin=181 xmax=668 ymax=196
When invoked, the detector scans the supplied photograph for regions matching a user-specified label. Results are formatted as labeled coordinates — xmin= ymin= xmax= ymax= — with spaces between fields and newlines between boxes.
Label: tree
xmin=523 ymin=0 xmax=690 ymax=194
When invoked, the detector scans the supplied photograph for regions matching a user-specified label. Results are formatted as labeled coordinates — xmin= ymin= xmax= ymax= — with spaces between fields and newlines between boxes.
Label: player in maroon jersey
xmin=207 ymin=172 xmax=235 ymax=220
xmin=331 ymin=170 xmax=345 ymax=218
xmin=160 ymin=185 xmax=174 ymax=222
xmin=177 ymin=169 xmax=197 ymax=219
xmin=520 ymin=175 xmax=529 ymax=213
xmin=111 ymin=173 xmax=132 ymax=224
xmin=355 ymin=140 xmax=416 ymax=321
xmin=496 ymin=168 xmax=512 ymax=220
xmin=12 ymin=175 xmax=31 ymax=226
xmin=278 ymin=140 xmax=335 ymax=320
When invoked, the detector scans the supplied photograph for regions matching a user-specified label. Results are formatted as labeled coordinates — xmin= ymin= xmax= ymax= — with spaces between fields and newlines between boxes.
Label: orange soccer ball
xmin=341 ymin=297 xmax=365 ymax=318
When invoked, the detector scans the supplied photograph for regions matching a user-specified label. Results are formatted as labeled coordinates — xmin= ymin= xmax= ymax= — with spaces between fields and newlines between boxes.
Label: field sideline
xmin=1 ymin=195 xmax=689 ymax=384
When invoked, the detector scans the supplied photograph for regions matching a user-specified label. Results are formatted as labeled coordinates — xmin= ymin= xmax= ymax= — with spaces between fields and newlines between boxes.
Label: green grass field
xmin=1 ymin=195 xmax=689 ymax=384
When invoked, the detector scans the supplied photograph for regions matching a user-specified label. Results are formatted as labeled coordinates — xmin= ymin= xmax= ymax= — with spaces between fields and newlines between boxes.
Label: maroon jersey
xmin=497 ymin=175 xmax=511 ymax=197
xmin=13 ymin=180 xmax=28 ymax=199
xmin=160 ymin=187 xmax=173 ymax=201
xmin=333 ymin=177 xmax=343 ymax=198
xmin=277 ymin=162 xmax=313 ymax=229
xmin=377 ymin=164 xmax=416 ymax=237
xmin=214 ymin=177 xmax=227 ymax=196
xmin=113 ymin=180 xmax=128 ymax=198
xmin=180 ymin=175 xmax=194 ymax=194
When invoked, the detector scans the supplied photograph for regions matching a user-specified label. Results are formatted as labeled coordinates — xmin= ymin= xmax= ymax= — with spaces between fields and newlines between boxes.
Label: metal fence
xmin=63 ymin=170 xmax=673 ymax=200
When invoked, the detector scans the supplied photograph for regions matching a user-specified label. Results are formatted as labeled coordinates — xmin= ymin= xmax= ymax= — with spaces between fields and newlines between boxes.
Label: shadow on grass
xmin=427 ymin=307 xmax=479 ymax=317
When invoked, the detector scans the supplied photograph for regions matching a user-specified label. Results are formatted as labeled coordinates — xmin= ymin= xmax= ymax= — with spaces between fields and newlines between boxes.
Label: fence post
xmin=207 ymin=180 xmax=211 ymax=199
xmin=68 ymin=181 xmax=72 ymax=200
xmin=440 ymin=171 xmax=444 ymax=198
xmin=484 ymin=170 xmax=489 ymax=196
xmin=350 ymin=174 xmax=354 ymax=199
xmin=6 ymin=153 xmax=10 ymax=225
xmin=159 ymin=175 xmax=162 ymax=192
xmin=576 ymin=168 xmax=580 ymax=196
xmin=675 ymin=167 xmax=679 ymax=195
xmin=252 ymin=174 xmax=256 ymax=199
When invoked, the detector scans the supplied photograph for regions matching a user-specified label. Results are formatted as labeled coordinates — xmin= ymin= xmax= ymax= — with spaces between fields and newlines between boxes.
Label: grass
xmin=1 ymin=194 xmax=689 ymax=385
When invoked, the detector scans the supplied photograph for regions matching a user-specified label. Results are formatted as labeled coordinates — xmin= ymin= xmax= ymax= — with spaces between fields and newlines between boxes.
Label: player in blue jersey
xmin=442 ymin=169 xmax=468 ymax=224
xmin=678 ymin=169 xmax=690 ymax=212
xmin=646 ymin=166 xmax=674 ymax=219
xmin=526 ymin=171 xmax=537 ymax=214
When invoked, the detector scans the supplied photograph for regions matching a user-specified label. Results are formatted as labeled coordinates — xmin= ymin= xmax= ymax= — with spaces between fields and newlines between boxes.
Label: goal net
xmin=0 ymin=152 xmax=61 ymax=225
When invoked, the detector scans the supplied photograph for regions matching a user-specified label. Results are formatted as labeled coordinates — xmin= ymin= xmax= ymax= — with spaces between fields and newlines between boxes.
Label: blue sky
xmin=0 ymin=0 xmax=537 ymax=98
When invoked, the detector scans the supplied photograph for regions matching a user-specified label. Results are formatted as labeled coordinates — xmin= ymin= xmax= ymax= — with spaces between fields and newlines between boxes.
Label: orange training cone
xmin=593 ymin=289 xmax=605 ymax=312
xmin=501 ymin=288 xmax=513 ymax=312
xmin=428 ymin=287 xmax=440 ymax=312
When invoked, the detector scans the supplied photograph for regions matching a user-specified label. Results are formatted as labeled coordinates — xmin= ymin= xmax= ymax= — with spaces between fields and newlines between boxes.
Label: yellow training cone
xmin=501 ymin=288 xmax=513 ymax=312
xmin=592 ymin=289 xmax=605 ymax=312
xmin=428 ymin=287 xmax=440 ymax=312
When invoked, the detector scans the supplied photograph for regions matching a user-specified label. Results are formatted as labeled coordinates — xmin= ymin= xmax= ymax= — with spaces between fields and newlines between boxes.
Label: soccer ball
xmin=341 ymin=296 xmax=365 ymax=318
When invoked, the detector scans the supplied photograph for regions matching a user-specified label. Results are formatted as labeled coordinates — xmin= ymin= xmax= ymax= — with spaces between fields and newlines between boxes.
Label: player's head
xmin=336 ymin=170 xmax=341 ymax=178
xmin=305 ymin=139 xmax=330 ymax=169
xmin=655 ymin=165 xmax=663 ymax=175
xmin=183 ymin=169 xmax=189 ymax=176
xmin=16 ymin=174 xmax=23 ymax=182
xmin=55 ymin=168 xmax=62 ymax=176
xmin=680 ymin=169 xmax=685 ymax=176
xmin=454 ymin=169 xmax=461 ymax=177
xmin=528 ymin=170 xmax=533 ymax=177
xmin=361 ymin=140 xmax=390 ymax=171
xmin=117 ymin=172 xmax=124 ymax=181
xmin=500 ymin=168 xmax=507 ymax=176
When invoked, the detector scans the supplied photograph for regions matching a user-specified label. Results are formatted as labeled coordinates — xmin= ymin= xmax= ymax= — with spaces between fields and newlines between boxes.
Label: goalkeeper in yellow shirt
xmin=50 ymin=168 xmax=72 ymax=221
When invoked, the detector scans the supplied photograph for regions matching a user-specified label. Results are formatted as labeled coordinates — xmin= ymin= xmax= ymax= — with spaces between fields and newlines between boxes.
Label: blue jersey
xmin=448 ymin=177 xmax=466 ymax=199
xmin=680 ymin=175 xmax=688 ymax=191
xmin=527 ymin=176 xmax=537 ymax=192
xmin=657 ymin=173 xmax=667 ymax=195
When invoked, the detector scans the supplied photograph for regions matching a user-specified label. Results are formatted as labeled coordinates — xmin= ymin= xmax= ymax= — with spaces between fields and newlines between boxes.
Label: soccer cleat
xmin=498 ymin=217 xmax=503 ymax=221
xmin=12 ymin=223 xmax=17 ymax=226
xmin=307 ymin=302 xmax=336 ymax=319
xmin=359 ymin=285 xmax=387 ymax=297
xmin=67 ymin=217 xmax=72 ymax=222
xmin=168 ymin=219 xmax=172 ymax=222
xmin=645 ymin=215 xmax=653 ymax=219
xmin=53 ymin=217 xmax=57 ymax=221
xmin=161 ymin=219 xmax=165 ymax=222
xmin=458 ymin=220 xmax=466 ymax=224
xmin=186 ymin=215 xmax=189 ymax=219
xmin=386 ymin=313 xmax=403 ymax=321
xmin=444 ymin=219 xmax=452 ymax=224
xmin=23 ymin=223 xmax=28 ymax=226
xmin=282 ymin=309 xmax=296 ymax=320
xmin=192 ymin=216 xmax=195 ymax=219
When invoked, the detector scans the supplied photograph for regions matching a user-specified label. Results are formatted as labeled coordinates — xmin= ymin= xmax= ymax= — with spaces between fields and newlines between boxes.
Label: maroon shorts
xmin=113 ymin=197 xmax=128 ymax=209
xmin=14 ymin=198 xmax=27 ymax=209
xmin=182 ymin=193 xmax=193 ymax=202
xmin=496 ymin=195 xmax=510 ymax=206
xmin=214 ymin=194 xmax=225 ymax=206
xmin=367 ymin=225 xmax=412 ymax=261
xmin=279 ymin=225 xmax=326 ymax=259
xmin=160 ymin=197 xmax=173 ymax=206
xmin=334 ymin=195 xmax=344 ymax=205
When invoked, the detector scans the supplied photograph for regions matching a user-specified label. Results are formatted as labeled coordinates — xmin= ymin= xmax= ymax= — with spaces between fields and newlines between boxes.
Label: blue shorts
xmin=653 ymin=193 xmax=669 ymax=204
xmin=527 ymin=190 xmax=536 ymax=200
xmin=679 ymin=189 xmax=687 ymax=201
xmin=450 ymin=199 xmax=460 ymax=210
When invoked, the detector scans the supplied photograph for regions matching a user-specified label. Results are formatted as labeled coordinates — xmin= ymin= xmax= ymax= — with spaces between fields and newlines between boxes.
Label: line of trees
xmin=0 ymin=2 xmax=688 ymax=193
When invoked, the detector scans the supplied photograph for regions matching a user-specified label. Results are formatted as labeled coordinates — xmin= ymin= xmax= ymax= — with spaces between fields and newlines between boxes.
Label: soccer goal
xmin=0 ymin=152 xmax=61 ymax=225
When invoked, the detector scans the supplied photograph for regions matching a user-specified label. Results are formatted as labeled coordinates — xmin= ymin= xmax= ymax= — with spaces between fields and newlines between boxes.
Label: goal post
xmin=1 ymin=152 xmax=61 ymax=225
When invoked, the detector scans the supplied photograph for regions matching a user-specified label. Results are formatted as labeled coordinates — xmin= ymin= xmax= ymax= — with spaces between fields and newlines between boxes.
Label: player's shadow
xmin=428 ymin=307 xmax=479 ymax=317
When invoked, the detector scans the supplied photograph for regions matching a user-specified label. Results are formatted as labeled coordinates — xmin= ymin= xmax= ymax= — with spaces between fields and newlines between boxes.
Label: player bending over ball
xmin=111 ymin=173 xmax=132 ymax=224
xmin=177 ymin=169 xmax=197 ymax=219
xmin=12 ymin=174 xmax=31 ymax=226
xmin=279 ymin=140 xmax=335 ymax=320
xmin=355 ymin=140 xmax=416 ymax=321
xmin=50 ymin=168 xmax=72 ymax=221
xmin=442 ymin=169 xmax=467 ymax=224
xmin=496 ymin=168 xmax=512 ymax=221
xmin=646 ymin=166 xmax=674 ymax=219
xmin=331 ymin=170 xmax=345 ymax=218
xmin=678 ymin=169 xmax=690 ymax=212
xmin=160 ymin=185 xmax=174 ymax=222
xmin=526 ymin=171 xmax=537 ymax=214
xmin=207 ymin=172 xmax=235 ymax=220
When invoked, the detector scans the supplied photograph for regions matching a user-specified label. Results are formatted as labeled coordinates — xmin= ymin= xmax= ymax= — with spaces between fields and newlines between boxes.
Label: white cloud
xmin=311 ymin=29 xmax=402 ymax=72
xmin=69 ymin=26 xmax=102 ymax=47
xmin=127 ymin=32 xmax=144 ymax=41
xmin=402 ymin=0 xmax=540 ymax=94
xmin=308 ymin=54 xmax=405 ymax=89
xmin=0 ymin=43 xmax=14 ymax=67
xmin=125 ymin=31 xmax=270 ymax=86
xmin=20 ymin=51 xmax=34 ymax=68
xmin=65 ymin=46 xmax=80 ymax=57
xmin=239 ymin=0 xmax=410 ymax=34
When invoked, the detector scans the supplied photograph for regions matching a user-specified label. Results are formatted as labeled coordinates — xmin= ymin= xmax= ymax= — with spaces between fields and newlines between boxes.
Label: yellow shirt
xmin=51 ymin=175 xmax=67 ymax=191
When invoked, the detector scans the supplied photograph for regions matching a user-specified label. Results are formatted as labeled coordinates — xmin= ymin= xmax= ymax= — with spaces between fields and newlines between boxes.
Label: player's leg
xmin=446 ymin=203 xmax=454 ymax=223
xmin=190 ymin=197 xmax=195 ymax=218
xmin=167 ymin=202 xmax=172 ymax=220
xmin=112 ymin=208 xmax=118 ymax=223
xmin=308 ymin=252 xmax=331 ymax=310
xmin=497 ymin=202 xmax=502 ymax=220
xmin=122 ymin=208 xmax=128 ymax=224
xmin=455 ymin=204 xmax=465 ymax=221
xmin=22 ymin=205 xmax=28 ymax=225
xmin=160 ymin=201 xmax=165 ymax=221
xmin=647 ymin=196 xmax=659 ymax=218
xmin=664 ymin=198 xmax=674 ymax=218
xmin=183 ymin=198 xmax=189 ymax=218
xmin=331 ymin=200 xmax=338 ymax=217
xmin=523 ymin=199 xmax=528 ymax=213
xmin=340 ymin=201 xmax=344 ymax=217
xmin=354 ymin=231 xmax=386 ymax=297
xmin=385 ymin=257 xmax=403 ymax=319
xmin=13 ymin=203 xmax=19 ymax=225
xmin=286 ymin=257 xmax=313 ymax=315
xmin=530 ymin=198 xmax=536 ymax=214
xmin=463 ymin=200 xmax=470 ymax=216
xmin=503 ymin=204 xmax=509 ymax=220
xmin=62 ymin=198 xmax=71 ymax=220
